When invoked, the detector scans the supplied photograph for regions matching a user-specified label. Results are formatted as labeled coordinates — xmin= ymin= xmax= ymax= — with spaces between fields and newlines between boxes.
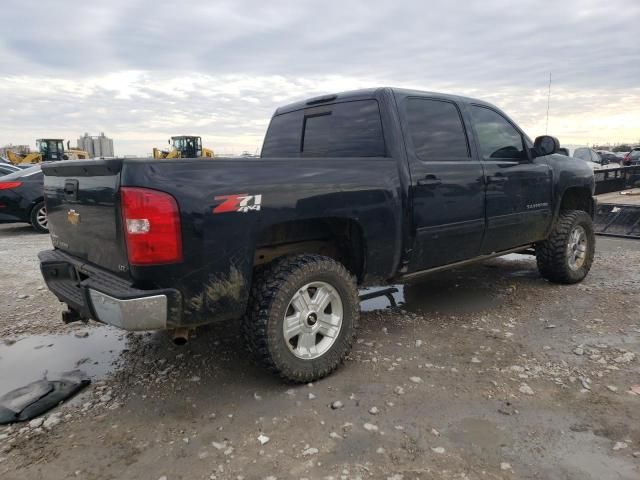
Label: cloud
xmin=1 ymin=0 xmax=639 ymax=155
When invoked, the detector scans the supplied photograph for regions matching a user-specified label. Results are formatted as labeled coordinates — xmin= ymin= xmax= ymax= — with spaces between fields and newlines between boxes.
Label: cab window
xmin=470 ymin=106 xmax=527 ymax=161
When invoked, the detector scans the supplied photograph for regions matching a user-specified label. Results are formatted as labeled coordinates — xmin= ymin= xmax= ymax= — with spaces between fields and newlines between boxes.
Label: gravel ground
xmin=0 ymin=223 xmax=639 ymax=480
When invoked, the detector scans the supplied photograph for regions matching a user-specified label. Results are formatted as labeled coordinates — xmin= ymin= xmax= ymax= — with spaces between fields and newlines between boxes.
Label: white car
xmin=564 ymin=146 xmax=619 ymax=170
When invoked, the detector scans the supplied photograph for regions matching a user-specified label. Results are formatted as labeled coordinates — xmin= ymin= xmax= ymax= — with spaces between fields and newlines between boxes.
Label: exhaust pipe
xmin=171 ymin=327 xmax=191 ymax=346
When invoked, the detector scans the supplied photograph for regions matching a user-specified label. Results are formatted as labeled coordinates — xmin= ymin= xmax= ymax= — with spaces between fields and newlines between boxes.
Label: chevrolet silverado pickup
xmin=39 ymin=87 xmax=596 ymax=382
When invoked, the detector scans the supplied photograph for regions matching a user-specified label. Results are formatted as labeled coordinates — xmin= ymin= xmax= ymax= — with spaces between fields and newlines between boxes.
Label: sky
xmin=1 ymin=0 xmax=639 ymax=156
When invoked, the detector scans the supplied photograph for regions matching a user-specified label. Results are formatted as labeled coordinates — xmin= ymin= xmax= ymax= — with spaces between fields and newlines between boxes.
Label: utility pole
xmin=545 ymin=72 xmax=552 ymax=135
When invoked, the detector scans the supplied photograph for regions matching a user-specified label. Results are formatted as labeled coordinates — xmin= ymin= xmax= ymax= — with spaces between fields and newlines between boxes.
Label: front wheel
xmin=30 ymin=201 xmax=49 ymax=234
xmin=536 ymin=210 xmax=595 ymax=284
xmin=243 ymin=254 xmax=359 ymax=382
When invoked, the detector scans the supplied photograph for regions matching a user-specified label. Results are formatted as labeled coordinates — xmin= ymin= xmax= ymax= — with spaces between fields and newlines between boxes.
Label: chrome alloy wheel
xmin=567 ymin=225 xmax=587 ymax=270
xmin=36 ymin=206 xmax=48 ymax=230
xmin=283 ymin=281 xmax=343 ymax=359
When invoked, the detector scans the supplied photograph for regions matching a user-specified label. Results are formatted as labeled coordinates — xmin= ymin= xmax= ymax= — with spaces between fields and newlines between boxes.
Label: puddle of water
xmin=0 ymin=325 xmax=128 ymax=395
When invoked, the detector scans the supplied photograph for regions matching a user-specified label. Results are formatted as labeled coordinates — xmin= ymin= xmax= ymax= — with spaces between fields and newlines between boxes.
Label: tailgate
xmin=42 ymin=159 xmax=129 ymax=276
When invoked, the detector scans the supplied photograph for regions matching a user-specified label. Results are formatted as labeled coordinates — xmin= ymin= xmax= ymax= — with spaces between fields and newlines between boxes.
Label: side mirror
xmin=533 ymin=135 xmax=560 ymax=157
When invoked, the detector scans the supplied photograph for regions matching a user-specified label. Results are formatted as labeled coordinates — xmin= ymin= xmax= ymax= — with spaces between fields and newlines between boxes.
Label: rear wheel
xmin=243 ymin=254 xmax=359 ymax=382
xmin=30 ymin=201 xmax=49 ymax=234
xmin=536 ymin=210 xmax=595 ymax=284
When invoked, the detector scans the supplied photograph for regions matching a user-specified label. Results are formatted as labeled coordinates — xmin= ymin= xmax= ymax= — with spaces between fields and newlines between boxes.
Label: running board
xmin=359 ymin=287 xmax=399 ymax=308
xmin=398 ymin=245 xmax=533 ymax=281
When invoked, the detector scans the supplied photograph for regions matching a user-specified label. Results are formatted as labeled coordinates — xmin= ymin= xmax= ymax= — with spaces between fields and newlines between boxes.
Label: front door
xmin=402 ymin=97 xmax=486 ymax=272
xmin=468 ymin=105 xmax=552 ymax=253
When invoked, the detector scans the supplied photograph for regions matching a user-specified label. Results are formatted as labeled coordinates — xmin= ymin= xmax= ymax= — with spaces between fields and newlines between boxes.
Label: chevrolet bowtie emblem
xmin=67 ymin=209 xmax=80 ymax=225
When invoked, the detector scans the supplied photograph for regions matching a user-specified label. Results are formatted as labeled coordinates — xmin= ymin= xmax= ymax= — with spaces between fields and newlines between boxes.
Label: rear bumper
xmin=39 ymin=249 xmax=182 ymax=331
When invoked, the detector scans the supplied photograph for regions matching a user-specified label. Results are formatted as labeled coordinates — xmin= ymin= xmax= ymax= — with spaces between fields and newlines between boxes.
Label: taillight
xmin=0 ymin=181 xmax=22 ymax=190
xmin=120 ymin=187 xmax=182 ymax=265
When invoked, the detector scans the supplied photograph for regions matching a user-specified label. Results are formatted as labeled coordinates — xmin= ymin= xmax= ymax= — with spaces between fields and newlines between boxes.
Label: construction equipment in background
xmin=152 ymin=136 xmax=214 ymax=159
xmin=6 ymin=139 xmax=90 ymax=165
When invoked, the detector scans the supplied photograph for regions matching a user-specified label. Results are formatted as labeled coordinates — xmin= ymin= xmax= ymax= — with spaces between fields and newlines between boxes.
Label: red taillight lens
xmin=120 ymin=187 xmax=182 ymax=265
xmin=0 ymin=181 xmax=22 ymax=190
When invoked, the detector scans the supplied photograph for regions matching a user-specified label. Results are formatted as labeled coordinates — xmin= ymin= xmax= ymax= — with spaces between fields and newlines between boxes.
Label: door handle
xmin=417 ymin=174 xmax=442 ymax=187
xmin=487 ymin=175 xmax=508 ymax=184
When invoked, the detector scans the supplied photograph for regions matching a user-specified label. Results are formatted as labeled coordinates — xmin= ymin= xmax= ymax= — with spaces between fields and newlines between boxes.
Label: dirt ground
xmin=0 ymin=222 xmax=639 ymax=480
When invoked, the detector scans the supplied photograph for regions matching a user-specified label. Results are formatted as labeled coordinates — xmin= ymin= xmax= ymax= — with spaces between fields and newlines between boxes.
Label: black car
xmin=0 ymin=166 xmax=48 ymax=233
xmin=0 ymin=164 xmax=21 ymax=176
xmin=596 ymin=150 xmax=623 ymax=165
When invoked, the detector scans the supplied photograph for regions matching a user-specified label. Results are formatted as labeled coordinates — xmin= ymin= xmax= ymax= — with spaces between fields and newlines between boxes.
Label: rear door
xmin=401 ymin=97 xmax=486 ymax=271
xmin=467 ymin=105 xmax=552 ymax=253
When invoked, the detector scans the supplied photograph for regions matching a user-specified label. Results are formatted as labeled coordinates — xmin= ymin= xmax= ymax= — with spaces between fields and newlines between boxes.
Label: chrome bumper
xmin=89 ymin=290 xmax=167 ymax=331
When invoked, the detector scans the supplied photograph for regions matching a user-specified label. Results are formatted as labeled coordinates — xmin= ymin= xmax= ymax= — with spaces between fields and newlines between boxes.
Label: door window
xmin=404 ymin=98 xmax=469 ymax=160
xmin=470 ymin=106 xmax=527 ymax=161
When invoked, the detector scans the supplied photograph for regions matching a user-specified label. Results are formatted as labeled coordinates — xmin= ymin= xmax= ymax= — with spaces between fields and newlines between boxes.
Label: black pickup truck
xmin=39 ymin=87 xmax=596 ymax=382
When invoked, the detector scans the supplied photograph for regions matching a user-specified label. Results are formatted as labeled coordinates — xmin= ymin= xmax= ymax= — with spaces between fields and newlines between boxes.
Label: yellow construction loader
xmin=152 ymin=136 xmax=214 ymax=159
xmin=6 ymin=139 xmax=90 ymax=165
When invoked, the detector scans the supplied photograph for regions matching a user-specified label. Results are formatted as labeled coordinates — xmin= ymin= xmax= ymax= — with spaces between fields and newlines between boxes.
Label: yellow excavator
xmin=6 ymin=139 xmax=90 ymax=165
xmin=152 ymin=136 xmax=214 ymax=159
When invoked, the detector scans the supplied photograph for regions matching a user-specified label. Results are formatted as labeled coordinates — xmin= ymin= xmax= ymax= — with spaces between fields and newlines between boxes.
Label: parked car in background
xmin=0 ymin=166 xmax=47 ymax=233
xmin=623 ymin=148 xmax=640 ymax=166
xmin=566 ymin=147 xmax=617 ymax=170
xmin=596 ymin=150 xmax=623 ymax=165
xmin=0 ymin=164 xmax=21 ymax=176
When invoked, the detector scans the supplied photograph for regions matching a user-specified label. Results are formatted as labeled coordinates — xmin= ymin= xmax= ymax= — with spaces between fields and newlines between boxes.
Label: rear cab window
xmin=261 ymin=100 xmax=385 ymax=158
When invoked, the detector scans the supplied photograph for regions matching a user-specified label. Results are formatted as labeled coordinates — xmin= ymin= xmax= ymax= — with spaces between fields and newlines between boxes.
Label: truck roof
xmin=274 ymin=87 xmax=493 ymax=115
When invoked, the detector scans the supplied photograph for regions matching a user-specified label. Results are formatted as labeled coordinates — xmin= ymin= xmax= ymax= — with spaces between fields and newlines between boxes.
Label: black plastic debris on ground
xmin=0 ymin=370 xmax=90 ymax=424
xmin=594 ymin=203 xmax=640 ymax=239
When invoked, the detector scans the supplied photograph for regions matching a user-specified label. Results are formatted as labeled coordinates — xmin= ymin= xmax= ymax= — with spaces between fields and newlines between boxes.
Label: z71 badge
xmin=213 ymin=194 xmax=263 ymax=214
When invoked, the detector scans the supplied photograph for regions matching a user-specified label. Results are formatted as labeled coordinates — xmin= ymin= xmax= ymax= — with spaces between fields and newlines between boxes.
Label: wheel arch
xmin=252 ymin=217 xmax=367 ymax=283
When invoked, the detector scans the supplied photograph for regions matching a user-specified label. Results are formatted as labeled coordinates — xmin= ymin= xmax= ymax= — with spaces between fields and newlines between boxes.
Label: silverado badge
xmin=67 ymin=209 xmax=80 ymax=225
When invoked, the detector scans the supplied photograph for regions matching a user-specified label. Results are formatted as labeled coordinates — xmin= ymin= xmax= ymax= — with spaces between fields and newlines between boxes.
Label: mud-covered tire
xmin=29 ymin=201 xmax=49 ymax=234
xmin=536 ymin=210 xmax=595 ymax=284
xmin=242 ymin=254 xmax=359 ymax=383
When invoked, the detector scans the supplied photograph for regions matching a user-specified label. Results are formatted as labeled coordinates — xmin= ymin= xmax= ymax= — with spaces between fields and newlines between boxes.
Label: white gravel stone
xmin=431 ymin=447 xmax=445 ymax=454
xmin=613 ymin=442 xmax=628 ymax=451
xmin=500 ymin=462 xmax=512 ymax=471
xmin=302 ymin=447 xmax=318 ymax=456
xmin=258 ymin=434 xmax=270 ymax=445
xmin=606 ymin=385 xmax=618 ymax=392
xmin=470 ymin=357 xmax=481 ymax=364
xmin=369 ymin=406 xmax=380 ymax=415
xmin=614 ymin=352 xmax=635 ymax=364
xmin=330 ymin=400 xmax=344 ymax=409
xmin=409 ymin=376 xmax=423 ymax=384
xmin=28 ymin=418 xmax=44 ymax=429
xmin=43 ymin=414 xmax=61 ymax=430
xmin=363 ymin=423 xmax=379 ymax=432
xmin=519 ymin=384 xmax=535 ymax=395
xmin=394 ymin=386 xmax=405 ymax=395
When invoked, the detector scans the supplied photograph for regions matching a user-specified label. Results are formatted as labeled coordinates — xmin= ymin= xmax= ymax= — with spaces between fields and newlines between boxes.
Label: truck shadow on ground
xmin=115 ymin=254 xmax=546 ymax=397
